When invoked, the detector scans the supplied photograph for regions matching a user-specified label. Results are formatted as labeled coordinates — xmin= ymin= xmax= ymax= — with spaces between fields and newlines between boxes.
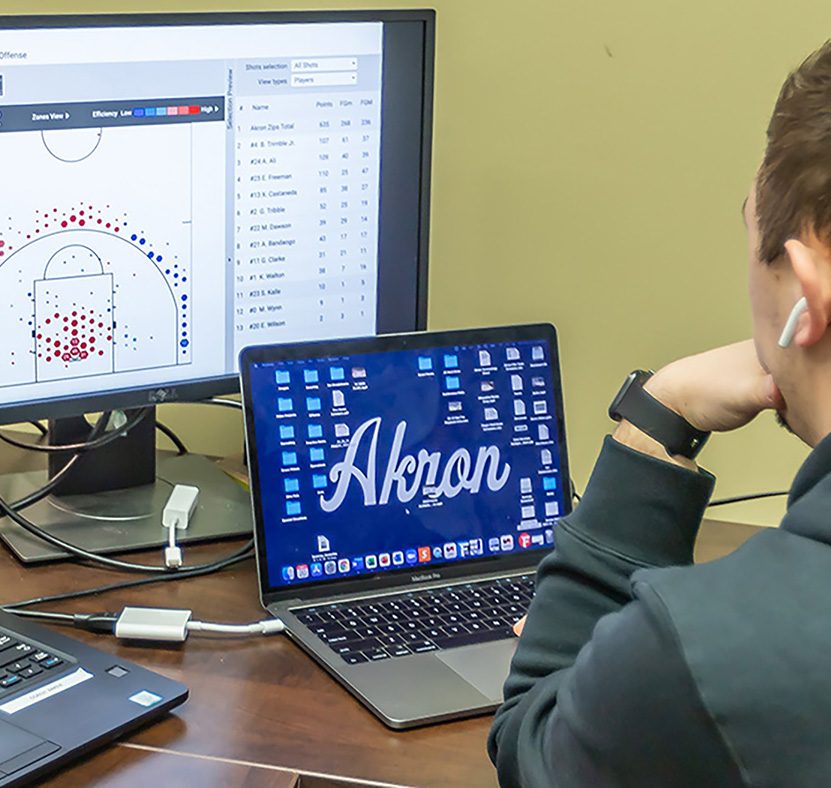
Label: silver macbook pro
xmin=240 ymin=324 xmax=571 ymax=728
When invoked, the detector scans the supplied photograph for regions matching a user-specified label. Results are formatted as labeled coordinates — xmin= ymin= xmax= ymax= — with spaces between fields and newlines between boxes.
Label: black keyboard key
xmin=388 ymin=645 xmax=412 ymax=658
xmin=343 ymin=653 xmax=368 ymax=665
xmin=378 ymin=622 xmax=403 ymax=635
xmin=0 ymin=674 xmax=21 ymax=689
xmin=1 ymin=644 xmax=33 ymax=666
xmin=365 ymin=649 xmax=391 ymax=661
xmin=41 ymin=657 xmax=62 ymax=669
xmin=5 ymin=661 xmax=31 ymax=674
xmin=17 ymin=666 xmax=42 ymax=679
xmin=322 ymin=632 xmax=352 ymax=645
xmin=431 ymin=627 xmax=512 ymax=650
xmin=331 ymin=638 xmax=380 ymax=655
xmin=409 ymin=640 xmax=438 ymax=653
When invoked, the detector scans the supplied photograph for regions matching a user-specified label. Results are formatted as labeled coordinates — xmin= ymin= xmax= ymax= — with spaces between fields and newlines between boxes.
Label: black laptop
xmin=240 ymin=323 xmax=571 ymax=728
xmin=0 ymin=608 xmax=187 ymax=786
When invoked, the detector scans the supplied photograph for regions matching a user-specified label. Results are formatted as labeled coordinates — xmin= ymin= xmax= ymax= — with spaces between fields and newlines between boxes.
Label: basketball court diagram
xmin=0 ymin=123 xmax=194 ymax=388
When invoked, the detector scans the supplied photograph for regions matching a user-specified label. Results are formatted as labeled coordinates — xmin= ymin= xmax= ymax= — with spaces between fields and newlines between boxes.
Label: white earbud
xmin=778 ymin=297 xmax=808 ymax=348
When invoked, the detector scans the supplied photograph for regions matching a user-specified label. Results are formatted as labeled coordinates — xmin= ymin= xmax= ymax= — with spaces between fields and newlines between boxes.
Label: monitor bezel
xmin=0 ymin=9 xmax=434 ymax=425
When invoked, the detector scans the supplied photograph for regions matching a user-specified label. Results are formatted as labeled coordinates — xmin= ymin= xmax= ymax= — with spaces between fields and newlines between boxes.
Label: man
xmin=488 ymin=41 xmax=831 ymax=787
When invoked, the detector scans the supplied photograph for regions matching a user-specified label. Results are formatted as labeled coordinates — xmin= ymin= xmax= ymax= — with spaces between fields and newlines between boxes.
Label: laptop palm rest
xmin=436 ymin=639 xmax=517 ymax=701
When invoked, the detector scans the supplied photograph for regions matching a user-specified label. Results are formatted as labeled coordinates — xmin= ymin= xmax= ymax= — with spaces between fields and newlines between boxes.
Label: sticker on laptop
xmin=129 ymin=690 xmax=162 ymax=708
xmin=0 ymin=667 xmax=93 ymax=715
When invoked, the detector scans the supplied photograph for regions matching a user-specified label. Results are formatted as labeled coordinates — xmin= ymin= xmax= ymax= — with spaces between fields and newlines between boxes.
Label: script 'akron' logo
xmin=320 ymin=416 xmax=511 ymax=513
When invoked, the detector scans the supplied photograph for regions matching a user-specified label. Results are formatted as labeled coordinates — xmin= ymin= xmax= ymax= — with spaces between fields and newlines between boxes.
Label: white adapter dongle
xmin=162 ymin=484 xmax=199 ymax=531
xmin=115 ymin=607 xmax=193 ymax=642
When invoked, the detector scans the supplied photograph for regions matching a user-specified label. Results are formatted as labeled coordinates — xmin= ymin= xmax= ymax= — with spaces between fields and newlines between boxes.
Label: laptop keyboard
xmin=0 ymin=627 xmax=72 ymax=694
xmin=293 ymin=574 xmax=534 ymax=665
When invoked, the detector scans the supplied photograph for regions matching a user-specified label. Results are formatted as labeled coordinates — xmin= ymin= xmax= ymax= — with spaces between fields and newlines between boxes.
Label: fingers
xmin=513 ymin=615 xmax=526 ymax=637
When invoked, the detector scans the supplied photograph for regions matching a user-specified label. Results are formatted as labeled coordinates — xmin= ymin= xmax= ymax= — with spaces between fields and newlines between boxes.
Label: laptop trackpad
xmin=436 ymin=639 xmax=517 ymax=701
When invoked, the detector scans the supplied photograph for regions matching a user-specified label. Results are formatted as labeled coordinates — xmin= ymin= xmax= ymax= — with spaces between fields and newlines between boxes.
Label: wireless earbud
xmin=778 ymin=297 xmax=808 ymax=348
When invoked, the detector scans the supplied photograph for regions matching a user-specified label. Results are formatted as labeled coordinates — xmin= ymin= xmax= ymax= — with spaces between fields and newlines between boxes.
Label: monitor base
xmin=0 ymin=454 xmax=252 ymax=564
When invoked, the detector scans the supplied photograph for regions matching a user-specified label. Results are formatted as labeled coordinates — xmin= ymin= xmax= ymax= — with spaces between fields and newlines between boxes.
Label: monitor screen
xmin=0 ymin=11 xmax=433 ymax=424
xmin=242 ymin=329 xmax=570 ymax=594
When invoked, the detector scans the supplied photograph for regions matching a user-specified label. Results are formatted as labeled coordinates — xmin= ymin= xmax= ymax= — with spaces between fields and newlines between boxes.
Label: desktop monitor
xmin=0 ymin=10 xmax=434 ymax=562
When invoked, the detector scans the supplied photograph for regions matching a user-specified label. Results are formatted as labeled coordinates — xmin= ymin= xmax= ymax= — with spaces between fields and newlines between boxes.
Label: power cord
xmin=201 ymin=397 xmax=243 ymax=410
xmin=0 ymin=408 xmax=151 ymax=453
xmin=155 ymin=421 xmax=188 ymax=455
xmin=1 ymin=411 xmax=111 ymax=514
xmin=708 ymin=491 xmax=788 ymax=507
xmin=1 ymin=540 xmax=254 ymax=614
xmin=27 ymin=421 xmax=48 ymax=436
xmin=0 ymin=403 xmax=249 ymax=574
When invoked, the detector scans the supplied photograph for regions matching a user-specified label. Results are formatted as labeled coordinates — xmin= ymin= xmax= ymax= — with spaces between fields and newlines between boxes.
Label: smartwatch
xmin=609 ymin=370 xmax=710 ymax=459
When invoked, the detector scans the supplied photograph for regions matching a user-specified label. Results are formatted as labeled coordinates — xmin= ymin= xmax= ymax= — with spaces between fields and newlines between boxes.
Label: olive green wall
xmin=6 ymin=0 xmax=830 ymax=525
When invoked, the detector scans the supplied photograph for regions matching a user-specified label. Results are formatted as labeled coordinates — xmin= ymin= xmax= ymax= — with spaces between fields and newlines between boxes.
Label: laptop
xmin=0 ymin=608 xmax=188 ymax=786
xmin=240 ymin=323 xmax=572 ymax=728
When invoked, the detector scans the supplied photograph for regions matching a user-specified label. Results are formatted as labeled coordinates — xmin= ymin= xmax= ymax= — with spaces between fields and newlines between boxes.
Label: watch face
xmin=609 ymin=370 xmax=645 ymax=420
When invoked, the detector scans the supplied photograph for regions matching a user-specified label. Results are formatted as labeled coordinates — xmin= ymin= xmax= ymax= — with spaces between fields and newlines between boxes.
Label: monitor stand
xmin=0 ymin=407 xmax=253 ymax=564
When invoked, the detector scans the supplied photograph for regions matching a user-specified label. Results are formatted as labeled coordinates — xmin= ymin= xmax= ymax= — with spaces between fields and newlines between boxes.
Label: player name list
xmin=232 ymin=89 xmax=382 ymax=351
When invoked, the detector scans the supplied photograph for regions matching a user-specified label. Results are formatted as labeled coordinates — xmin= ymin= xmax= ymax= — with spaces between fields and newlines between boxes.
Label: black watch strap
xmin=609 ymin=370 xmax=710 ymax=459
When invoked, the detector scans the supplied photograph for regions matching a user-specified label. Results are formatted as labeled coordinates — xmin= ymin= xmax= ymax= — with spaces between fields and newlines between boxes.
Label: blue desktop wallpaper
xmin=247 ymin=339 xmax=566 ymax=589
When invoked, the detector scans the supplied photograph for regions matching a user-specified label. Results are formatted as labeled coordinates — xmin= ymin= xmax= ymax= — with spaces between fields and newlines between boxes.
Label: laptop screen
xmin=243 ymin=327 xmax=571 ymax=592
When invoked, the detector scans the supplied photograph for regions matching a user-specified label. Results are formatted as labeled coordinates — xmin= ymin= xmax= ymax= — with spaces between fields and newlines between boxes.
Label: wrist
xmin=609 ymin=369 xmax=711 ymax=460
xmin=612 ymin=419 xmax=698 ymax=471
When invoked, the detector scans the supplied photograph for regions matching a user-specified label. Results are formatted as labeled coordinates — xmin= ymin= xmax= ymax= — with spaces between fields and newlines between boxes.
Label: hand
xmin=513 ymin=615 xmax=526 ymax=637
xmin=644 ymin=340 xmax=784 ymax=433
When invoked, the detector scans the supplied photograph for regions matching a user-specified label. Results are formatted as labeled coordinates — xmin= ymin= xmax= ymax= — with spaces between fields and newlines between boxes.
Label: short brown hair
xmin=757 ymin=40 xmax=831 ymax=263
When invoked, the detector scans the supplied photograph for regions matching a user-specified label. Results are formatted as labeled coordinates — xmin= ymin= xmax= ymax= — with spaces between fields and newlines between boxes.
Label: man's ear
xmin=784 ymin=237 xmax=831 ymax=346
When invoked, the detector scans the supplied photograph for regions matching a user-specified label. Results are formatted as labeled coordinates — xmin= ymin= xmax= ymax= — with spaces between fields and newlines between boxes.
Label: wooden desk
xmin=0 ymin=443 xmax=763 ymax=787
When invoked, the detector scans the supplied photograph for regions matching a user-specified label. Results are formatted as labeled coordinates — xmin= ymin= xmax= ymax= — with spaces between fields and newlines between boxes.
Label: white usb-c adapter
xmin=162 ymin=484 xmax=199 ymax=567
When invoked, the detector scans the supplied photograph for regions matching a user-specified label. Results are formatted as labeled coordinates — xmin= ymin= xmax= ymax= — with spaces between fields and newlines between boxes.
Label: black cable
xmin=28 ymin=421 xmax=48 ymax=436
xmin=202 ymin=397 xmax=243 ymax=410
xmin=155 ymin=421 xmax=188 ymax=455
xmin=8 ymin=454 xmax=81 ymax=512
xmin=0 ymin=489 xmax=256 ymax=574
xmin=0 ymin=400 xmax=247 ymax=574
xmin=0 ymin=408 xmax=151 ymax=453
xmin=1 ymin=542 xmax=255 ymax=620
xmin=708 ymin=490 xmax=788 ymax=507
xmin=2 ymin=412 xmax=111 ymax=514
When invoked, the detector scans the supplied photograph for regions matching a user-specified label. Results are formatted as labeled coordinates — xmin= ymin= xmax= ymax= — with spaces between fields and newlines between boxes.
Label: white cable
xmin=187 ymin=619 xmax=285 ymax=635
xmin=162 ymin=484 xmax=199 ymax=568
xmin=114 ymin=607 xmax=285 ymax=641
